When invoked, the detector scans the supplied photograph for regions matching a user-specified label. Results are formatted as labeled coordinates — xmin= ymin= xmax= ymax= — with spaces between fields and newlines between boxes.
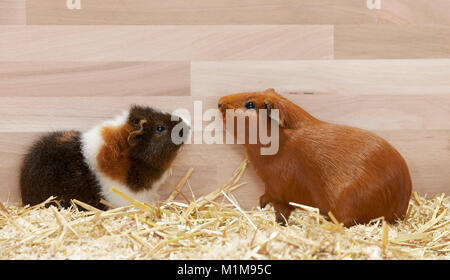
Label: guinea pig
xmin=218 ymin=88 xmax=412 ymax=227
xmin=20 ymin=105 xmax=190 ymax=210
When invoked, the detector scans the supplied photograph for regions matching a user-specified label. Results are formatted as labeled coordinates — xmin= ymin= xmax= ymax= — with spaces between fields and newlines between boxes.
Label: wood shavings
xmin=0 ymin=162 xmax=449 ymax=260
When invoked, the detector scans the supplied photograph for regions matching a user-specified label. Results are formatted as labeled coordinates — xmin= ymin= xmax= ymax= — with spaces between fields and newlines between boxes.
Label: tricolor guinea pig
xmin=218 ymin=88 xmax=412 ymax=227
xmin=20 ymin=105 xmax=190 ymax=210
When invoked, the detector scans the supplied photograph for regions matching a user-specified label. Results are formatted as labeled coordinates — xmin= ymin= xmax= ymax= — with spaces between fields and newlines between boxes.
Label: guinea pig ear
xmin=264 ymin=99 xmax=294 ymax=129
xmin=263 ymin=88 xmax=277 ymax=95
xmin=127 ymin=119 xmax=147 ymax=147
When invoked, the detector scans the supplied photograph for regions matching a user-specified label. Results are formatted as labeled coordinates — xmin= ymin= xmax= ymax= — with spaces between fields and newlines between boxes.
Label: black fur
xmin=19 ymin=131 xmax=106 ymax=210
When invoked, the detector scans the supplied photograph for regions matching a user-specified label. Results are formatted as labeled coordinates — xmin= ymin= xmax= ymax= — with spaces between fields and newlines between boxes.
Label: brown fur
xmin=56 ymin=131 xmax=78 ymax=143
xmin=97 ymin=123 xmax=133 ymax=186
xmin=219 ymin=89 xmax=412 ymax=227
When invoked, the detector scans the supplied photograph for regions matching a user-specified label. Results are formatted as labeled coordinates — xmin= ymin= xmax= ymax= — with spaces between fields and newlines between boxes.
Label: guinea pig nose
xmin=218 ymin=103 xmax=223 ymax=109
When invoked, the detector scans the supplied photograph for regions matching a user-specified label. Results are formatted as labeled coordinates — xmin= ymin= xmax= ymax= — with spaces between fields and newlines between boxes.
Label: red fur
xmin=219 ymin=89 xmax=412 ymax=227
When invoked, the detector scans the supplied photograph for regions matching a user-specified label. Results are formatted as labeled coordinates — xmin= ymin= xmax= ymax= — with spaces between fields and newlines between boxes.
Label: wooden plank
xmin=374 ymin=130 xmax=450 ymax=197
xmin=0 ymin=25 xmax=333 ymax=61
xmin=0 ymin=133 xmax=37 ymax=205
xmin=192 ymin=60 xmax=450 ymax=96
xmin=378 ymin=0 xmax=450 ymax=24
xmin=0 ymin=95 xmax=448 ymax=133
xmin=27 ymin=0 xmax=376 ymax=25
xmin=0 ymin=62 xmax=190 ymax=97
xmin=26 ymin=0 xmax=450 ymax=25
xmin=294 ymin=94 xmax=450 ymax=131
xmin=335 ymin=25 xmax=450 ymax=59
xmin=0 ymin=0 xmax=25 ymax=24
xmin=0 ymin=96 xmax=205 ymax=132
xmin=2 ymin=130 xmax=448 ymax=208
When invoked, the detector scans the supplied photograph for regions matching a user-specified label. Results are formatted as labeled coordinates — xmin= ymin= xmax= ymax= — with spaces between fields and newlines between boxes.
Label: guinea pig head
xmin=88 ymin=105 xmax=190 ymax=202
xmin=218 ymin=88 xmax=309 ymax=131
xmin=127 ymin=105 xmax=190 ymax=170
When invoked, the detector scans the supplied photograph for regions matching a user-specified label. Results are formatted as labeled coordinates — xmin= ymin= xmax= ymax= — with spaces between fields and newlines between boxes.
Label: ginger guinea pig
xmin=218 ymin=88 xmax=412 ymax=227
xmin=20 ymin=105 xmax=190 ymax=210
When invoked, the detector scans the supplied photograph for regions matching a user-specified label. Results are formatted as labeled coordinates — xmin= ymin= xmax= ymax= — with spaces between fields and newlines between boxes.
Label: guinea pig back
xmin=218 ymin=89 xmax=412 ymax=227
xmin=20 ymin=130 xmax=105 ymax=209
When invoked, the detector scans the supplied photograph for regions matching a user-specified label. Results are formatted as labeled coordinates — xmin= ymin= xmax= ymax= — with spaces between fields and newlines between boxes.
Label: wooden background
xmin=1 ymin=0 xmax=449 ymax=209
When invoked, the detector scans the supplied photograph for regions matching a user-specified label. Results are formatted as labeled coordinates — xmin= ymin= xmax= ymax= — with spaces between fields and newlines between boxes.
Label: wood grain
xmin=26 ymin=0 xmax=450 ymax=25
xmin=0 ymin=62 xmax=189 ymax=96
xmin=27 ymin=0 xmax=376 ymax=25
xmin=0 ymin=26 xmax=333 ymax=61
xmin=192 ymin=60 xmax=450 ymax=96
xmin=2 ymin=129 xmax=448 ymax=208
xmin=375 ymin=130 xmax=450 ymax=197
xmin=0 ymin=133 xmax=36 ymax=204
xmin=335 ymin=25 xmax=450 ymax=59
xmin=0 ymin=0 xmax=25 ymax=24
xmin=1 ymin=95 xmax=448 ymax=133
xmin=379 ymin=0 xmax=450 ymax=24
xmin=0 ymin=96 xmax=208 ymax=132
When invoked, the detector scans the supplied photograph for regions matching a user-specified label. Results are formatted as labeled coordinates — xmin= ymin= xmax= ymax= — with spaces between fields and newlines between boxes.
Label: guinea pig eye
xmin=245 ymin=101 xmax=256 ymax=110
xmin=155 ymin=124 xmax=166 ymax=133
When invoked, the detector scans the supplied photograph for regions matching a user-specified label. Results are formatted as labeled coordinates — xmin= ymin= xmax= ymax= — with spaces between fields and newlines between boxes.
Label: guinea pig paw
xmin=259 ymin=194 xmax=270 ymax=209
xmin=275 ymin=214 xmax=288 ymax=226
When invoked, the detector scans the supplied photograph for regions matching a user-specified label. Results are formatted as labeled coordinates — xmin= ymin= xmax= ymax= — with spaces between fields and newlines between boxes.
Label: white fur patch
xmin=93 ymin=169 xmax=169 ymax=208
xmin=80 ymin=110 xmax=169 ymax=207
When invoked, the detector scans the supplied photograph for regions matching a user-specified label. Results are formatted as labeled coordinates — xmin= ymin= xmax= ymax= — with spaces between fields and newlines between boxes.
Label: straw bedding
xmin=0 ymin=160 xmax=449 ymax=260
